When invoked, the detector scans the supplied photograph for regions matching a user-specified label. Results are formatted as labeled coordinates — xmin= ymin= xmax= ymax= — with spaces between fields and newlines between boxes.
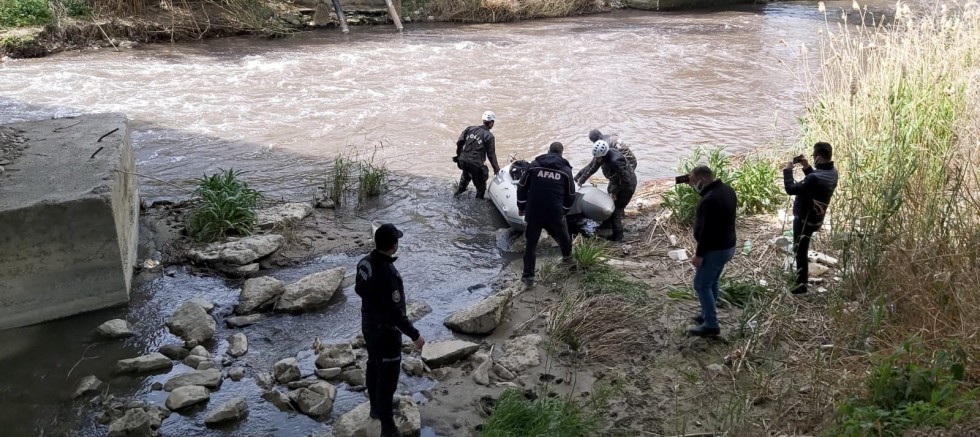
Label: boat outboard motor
xmin=568 ymin=186 xmax=615 ymax=222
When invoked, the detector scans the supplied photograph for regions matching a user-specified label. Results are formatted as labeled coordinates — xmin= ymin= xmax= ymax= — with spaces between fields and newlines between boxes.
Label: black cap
xmin=374 ymin=223 xmax=403 ymax=249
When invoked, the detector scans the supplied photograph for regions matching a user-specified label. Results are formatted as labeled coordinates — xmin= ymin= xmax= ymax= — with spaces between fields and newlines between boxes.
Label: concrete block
xmin=0 ymin=114 xmax=138 ymax=330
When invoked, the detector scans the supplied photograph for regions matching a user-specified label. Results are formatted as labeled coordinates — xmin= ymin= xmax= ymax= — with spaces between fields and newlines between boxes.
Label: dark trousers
xmin=601 ymin=188 xmax=635 ymax=241
xmin=364 ymin=329 xmax=402 ymax=433
xmin=792 ymin=218 xmax=821 ymax=292
xmin=523 ymin=216 xmax=573 ymax=280
xmin=457 ymin=160 xmax=489 ymax=199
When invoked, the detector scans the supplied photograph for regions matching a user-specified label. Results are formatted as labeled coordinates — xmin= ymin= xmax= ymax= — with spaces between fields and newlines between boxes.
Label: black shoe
xmin=521 ymin=277 xmax=534 ymax=289
xmin=789 ymin=284 xmax=808 ymax=295
xmin=687 ymin=325 xmax=721 ymax=337
xmin=691 ymin=315 xmax=704 ymax=325
xmin=454 ymin=188 xmax=467 ymax=196
xmin=475 ymin=194 xmax=486 ymax=200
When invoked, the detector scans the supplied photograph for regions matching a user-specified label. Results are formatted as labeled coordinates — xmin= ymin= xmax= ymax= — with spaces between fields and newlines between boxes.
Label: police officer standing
xmin=574 ymin=140 xmax=637 ymax=242
xmin=516 ymin=142 xmax=575 ymax=288
xmin=355 ymin=224 xmax=425 ymax=437
xmin=454 ymin=111 xmax=501 ymax=199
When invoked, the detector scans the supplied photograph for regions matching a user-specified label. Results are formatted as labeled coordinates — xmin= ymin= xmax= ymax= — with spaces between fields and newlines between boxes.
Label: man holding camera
xmin=453 ymin=111 xmax=501 ymax=200
xmin=783 ymin=141 xmax=839 ymax=294
xmin=685 ymin=165 xmax=737 ymax=337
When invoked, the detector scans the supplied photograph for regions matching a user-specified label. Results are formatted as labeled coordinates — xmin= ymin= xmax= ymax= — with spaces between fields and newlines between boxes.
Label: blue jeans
xmin=694 ymin=247 xmax=735 ymax=329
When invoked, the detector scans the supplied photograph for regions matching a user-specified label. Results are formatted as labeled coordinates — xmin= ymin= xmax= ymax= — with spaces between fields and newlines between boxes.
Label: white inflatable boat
xmin=488 ymin=162 xmax=615 ymax=231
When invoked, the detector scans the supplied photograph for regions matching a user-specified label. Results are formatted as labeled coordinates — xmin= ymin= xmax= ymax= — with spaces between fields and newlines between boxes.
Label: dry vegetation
xmin=424 ymin=0 xmax=603 ymax=23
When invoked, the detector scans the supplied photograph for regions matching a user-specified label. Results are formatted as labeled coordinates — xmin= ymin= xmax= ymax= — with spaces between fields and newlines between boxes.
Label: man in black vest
xmin=453 ymin=111 xmax=501 ymax=199
xmin=355 ymin=224 xmax=426 ymax=437
xmin=783 ymin=141 xmax=839 ymax=294
xmin=517 ymin=142 xmax=575 ymax=288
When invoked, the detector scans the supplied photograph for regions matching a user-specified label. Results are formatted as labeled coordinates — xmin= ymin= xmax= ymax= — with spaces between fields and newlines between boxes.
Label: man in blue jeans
xmin=687 ymin=165 xmax=737 ymax=337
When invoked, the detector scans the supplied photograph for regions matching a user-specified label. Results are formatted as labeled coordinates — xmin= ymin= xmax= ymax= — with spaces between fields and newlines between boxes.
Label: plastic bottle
xmin=742 ymin=240 xmax=753 ymax=255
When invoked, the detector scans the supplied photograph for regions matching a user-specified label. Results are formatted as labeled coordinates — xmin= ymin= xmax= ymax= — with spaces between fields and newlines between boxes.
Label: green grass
xmin=661 ymin=147 xmax=732 ymax=225
xmin=718 ymin=276 xmax=769 ymax=309
xmin=0 ymin=0 xmax=52 ymax=27
xmin=571 ymin=237 xmax=606 ymax=269
xmin=581 ymin=265 xmax=649 ymax=303
xmin=481 ymin=389 xmax=600 ymax=437
xmin=730 ymin=155 xmax=782 ymax=215
xmin=326 ymin=154 xmax=355 ymax=207
xmin=358 ymin=160 xmax=388 ymax=200
xmin=187 ymin=169 xmax=262 ymax=243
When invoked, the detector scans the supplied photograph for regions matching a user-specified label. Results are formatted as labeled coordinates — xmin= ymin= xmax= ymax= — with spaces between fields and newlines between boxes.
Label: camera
xmin=792 ymin=154 xmax=805 ymax=164
xmin=674 ymin=174 xmax=690 ymax=184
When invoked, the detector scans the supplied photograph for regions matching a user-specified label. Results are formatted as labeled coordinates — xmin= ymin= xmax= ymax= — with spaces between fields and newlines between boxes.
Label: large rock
xmin=471 ymin=353 xmax=491 ymax=386
xmin=406 ymin=301 xmax=432 ymax=323
xmin=0 ymin=115 xmax=138 ymax=330
xmin=235 ymin=277 xmax=286 ymax=314
xmin=107 ymin=408 xmax=156 ymax=437
xmin=204 ymin=396 xmax=248 ymax=426
xmin=444 ymin=289 xmax=512 ymax=335
xmin=187 ymin=234 xmax=284 ymax=266
xmin=315 ymin=367 xmax=342 ymax=380
xmin=226 ymin=333 xmax=248 ymax=358
xmin=165 ymin=385 xmax=210 ymax=410
xmin=95 ymin=319 xmax=136 ymax=339
xmin=227 ymin=367 xmax=245 ymax=381
xmin=334 ymin=396 xmax=421 ymax=437
xmin=497 ymin=334 xmax=542 ymax=373
xmin=116 ymin=353 xmax=173 ymax=374
xmin=339 ymin=368 xmax=366 ymax=387
xmin=158 ymin=344 xmax=189 ymax=360
xmin=73 ymin=375 xmax=104 ymax=399
xmin=275 ymin=267 xmax=345 ymax=313
xmin=421 ymin=341 xmax=480 ymax=367
xmin=163 ymin=369 xmax=222 ymax=391
xmin=261 ymin=390 xmax=294 ymax=412
xmin=256 ymin=202 xmax=313 ymax=229
xmin=165 ymin=301 xmax=216 ymax=344
xmin=402 ymin=357 xmax=426 ymax=377
xmin=273 ymin=358 xmax=301 ymax=383
xmin=288 ymin=388 xmax=333 ymax=418
xmin=225 ymin=314 xmax=262 ymax=328
xmin=189 ymin=345 xmax=210 ymax=358
xmin=309 ymin=381 xmax=337 ymax=400
xmin=315 ymin=343 xmax=355 ymax=369
xmin=187 ymin=298 xmax=214 ymax=313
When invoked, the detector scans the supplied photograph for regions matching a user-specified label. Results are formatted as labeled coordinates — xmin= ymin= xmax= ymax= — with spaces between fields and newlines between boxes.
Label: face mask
xmin=692 ymin=180 xmax=704 ymax=193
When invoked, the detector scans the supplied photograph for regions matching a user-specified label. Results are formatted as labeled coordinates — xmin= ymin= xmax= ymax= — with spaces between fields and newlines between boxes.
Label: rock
xmin=444 ymin=289 xmax=512 ymax=335
xmin=809 ymin=262 xmax=830 ymax=277
xmin=185 ymin=340 xmax=200 ymax=350
xmin=225 ymin=314 xmax=262 ymax=328
xmin=289 ymin=388 xmax=333 ymax=417
xmin=165 ymin=301 xmax=216 ymax=344
xmin=334 ymin=396 xmax=421 ymax=437
xmin=116 ymin=353 xmax=173 ymax=374
xmin=158 ymin=344 xmax=189 ymax=361
xmin=187 ymin=298 xmax=215 ymax=313
xmin=668 ymin=249 xmax=689 ymax=261
xmin=430 ymin=368 xmax=451 ymax=381
xmin=189 ymin=345 xmax=210 ymax=358
xmin=315 ymin=198 xmax=336 ymax=209
xmin=204 ymin=396 xmax=247 ymax=426
xmin=165 ymin=385 xmax=210 ymax=410
xmin=107 ymin=408 xmax=155 ymax=437
xmin=309 ymin=381 xmax=337 ymax=400
xmin=226 ymin=333 xmax=248 ymax=358
xmin=196 ymin=360 xmax=217 ymax=370
xmin=184 ymin=355 xmax=209 ymax=369
xmin=261 ymin=390 xmax=294 ymax=412
xmin=163 ymin=369 xmax=222 ymax=391
xmin=406 ymin=301 xmax=432 ymax=323
xmin=95 ymin=319 xmax=135 ymax=339
xmin=255 ymin=372 xmax=275 ymax=390
xmin=275 ymin=267 xmax=345 ymax=313
xmin=472 ymin=357 xmax=491 ymax=386
xmin=73 ymin=375 xmax=104 ymax=399
xmin=215 ymin=263 xmax=260 ymax=277
xmin=497 ymin=335 xmax=542 ymax=373
xmin=421 ymin=340 xmax=479 ymax=367
xmin=707 ymin=364 xmax=726 ymax=374
xmin=401 ymin=357 xmax=425 ymax=377
xmin=144 ymin=405 xmax=171 ymax=429
xmin=286 ymin=379 xmax=319 ymax=389
xmin=151 ymin=382 xmax=163 ymax=391
xmin=492 ymin=363 xmax=515 ymax=381
xmin=273 ymin=358 xmax=301 ymax=383
xmin=315 ymin=368 xmax=342 ymax=380
xmin=227 ymin=367 xmax=245 ymax=381
xmin=235 ymin=277 xmax=286 ymax=314
xmin=339 ymin=368 xmax=366 ymax=387
xmin=256 ymin=202 xmax=313 ymax=229
xmin=315 ymin=343 xmax=355 ymax=369
xmin=187 ymin=234 xmax=285 ymax=266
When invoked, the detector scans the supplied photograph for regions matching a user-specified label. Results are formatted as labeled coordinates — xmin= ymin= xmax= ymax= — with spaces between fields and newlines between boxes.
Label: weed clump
xmin=481 ymin=389 xmax=599 ymax=437
xmin=187 ymin=169 xmax=262 ymax=243
xmin=570 ymin=236 xmax=606 ymax=269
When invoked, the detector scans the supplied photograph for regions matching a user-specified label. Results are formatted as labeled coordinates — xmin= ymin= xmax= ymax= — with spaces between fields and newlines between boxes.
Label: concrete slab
xmin=0 ymin=114 xmax=139 ymax=330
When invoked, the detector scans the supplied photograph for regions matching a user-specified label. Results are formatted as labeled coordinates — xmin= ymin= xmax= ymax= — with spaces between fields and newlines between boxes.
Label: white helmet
xmin=482 ymin=111 xmax=496 ymax=123
xmin=592 ymin=140 xmax=609 ymax=157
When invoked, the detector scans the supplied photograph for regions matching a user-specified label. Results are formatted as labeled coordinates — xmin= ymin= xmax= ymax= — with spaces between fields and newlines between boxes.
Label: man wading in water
xmin=453 ymin=111 xmax=500 ymax=199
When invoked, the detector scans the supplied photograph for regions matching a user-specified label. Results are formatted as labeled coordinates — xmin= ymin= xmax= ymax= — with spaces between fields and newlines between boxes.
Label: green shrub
xmin=581 ymin=265 xmax=648 ymax=302
xmin=481 ymin=389 xmax=600 ymax=437
xmin=187 ymin=169 xmax=262 ymax=243
xmin=730 ymin=155 xmax=781 ymax=215
xmin=0 ymin=0 xmax=52 ymax=27
xmin=358 ymin=160 xmax=388 ymax=200
xmin=62 ymin=0 xmax=88 ymax=17
xmin=571 ymin=237 xmax=606 ymax=269
xmin=661 ymin=147 xmax=732 ymax=225
xmin=830 ymin=340 xmax=975 ymax=437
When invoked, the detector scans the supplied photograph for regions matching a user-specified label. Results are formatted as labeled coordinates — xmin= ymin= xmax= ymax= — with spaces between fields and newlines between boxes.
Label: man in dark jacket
xmin=783 ymin=141 xmax=839 ymax=294
xmin=355 ymin=224 xmax=425 ymax=437
xmin=688 ymin=165 xmax=737 ymax=337
xmin=454 ymin=111 xmax=501 ymax=199
xmin=576 ymin=129 xmax=637 ymax=173
xmin=517 ymin=142 xmax=575 ymax=287
xmin=574 ymin=140 xmax=637 ymax=242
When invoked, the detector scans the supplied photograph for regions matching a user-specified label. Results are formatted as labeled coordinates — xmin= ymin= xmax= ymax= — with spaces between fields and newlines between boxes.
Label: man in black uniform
xmin=516 ymin=142 xmax=575 ymax=287
xmin=355 ymin=224 xmax=426 ymax=437
xmin=783 ymin=141 xmax=839 ymax=294
xmin=574 ymin=140 xmax=637 ymax=242
xmin=454 ymin=111 xmax=501 ymax=199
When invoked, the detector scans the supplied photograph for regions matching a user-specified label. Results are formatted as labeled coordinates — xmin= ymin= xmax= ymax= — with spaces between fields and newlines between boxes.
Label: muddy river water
xmin=0 ymin=2 xmax=896 ymax=435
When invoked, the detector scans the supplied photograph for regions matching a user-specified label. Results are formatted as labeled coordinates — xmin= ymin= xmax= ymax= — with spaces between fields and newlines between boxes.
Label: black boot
xmin=687 ymin=325 xmax=721 ymax=337
xmin=370 ymin=398 xmax=401 ymax=420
